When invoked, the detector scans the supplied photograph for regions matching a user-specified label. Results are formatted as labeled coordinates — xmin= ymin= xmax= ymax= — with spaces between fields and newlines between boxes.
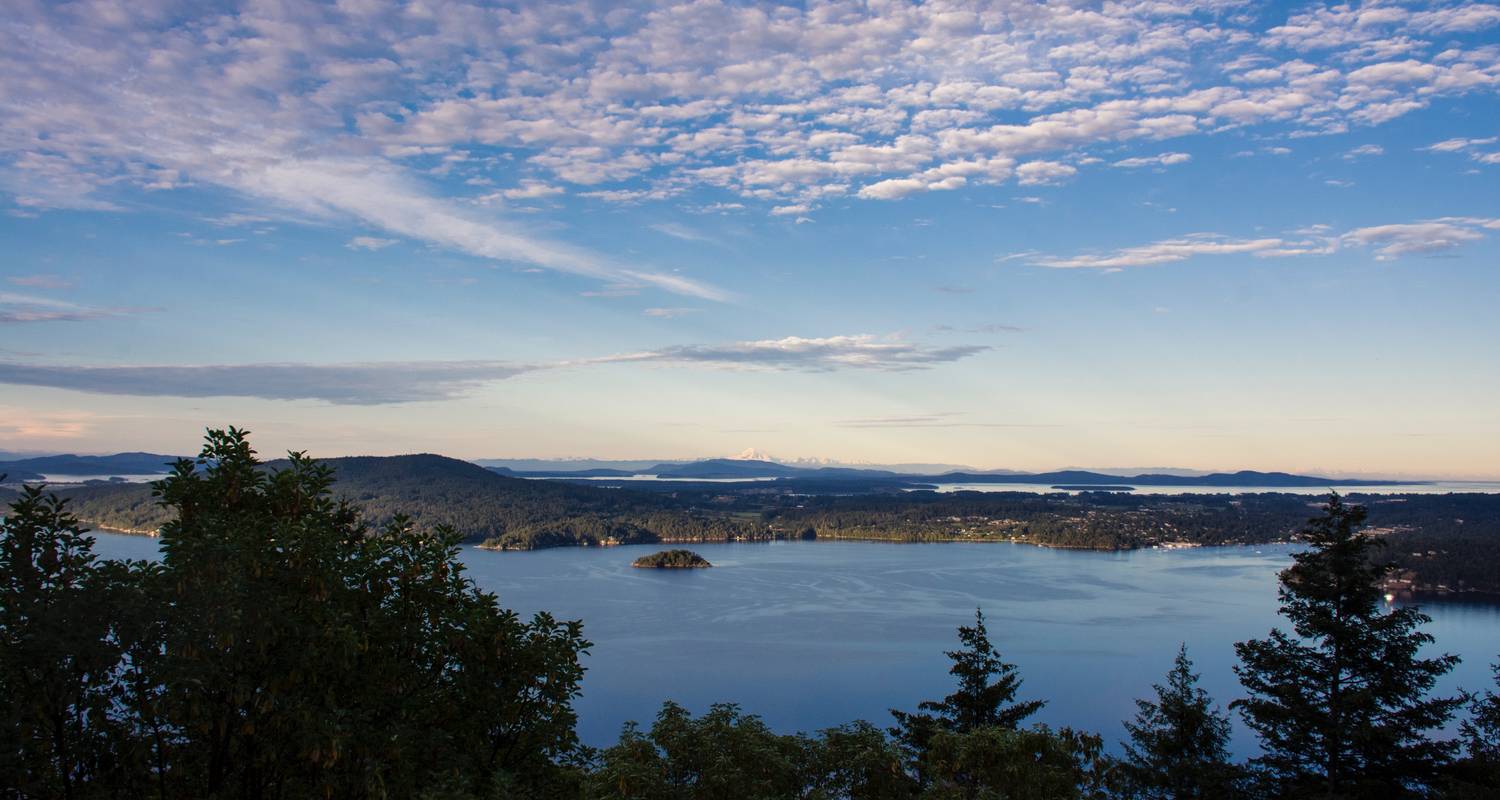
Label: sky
xmin=1 ymin=0 xmax=1498 ymax=478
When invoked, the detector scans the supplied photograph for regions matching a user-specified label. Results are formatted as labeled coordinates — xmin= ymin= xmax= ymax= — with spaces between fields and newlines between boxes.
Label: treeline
xmin=763 ymin=492 xmax=1318 ymax=548
xmin=10 ymin=463 xmax=1500 ymax=591
xmin=4 ymin=429 xmax=1500 ymax=799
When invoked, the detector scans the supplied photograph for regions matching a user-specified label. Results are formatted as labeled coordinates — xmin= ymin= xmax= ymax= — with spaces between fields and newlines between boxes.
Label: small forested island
xmin=632 ymin=549 xmax=713 ymax=569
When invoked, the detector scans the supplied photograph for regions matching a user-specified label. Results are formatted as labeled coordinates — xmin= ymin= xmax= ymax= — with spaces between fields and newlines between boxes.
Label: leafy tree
xmin=918 ymin=724 xmax=1114 ymax=800
xmin=589 ymin=702 xmax=814 ymax=800
xmin=0 ymin=484 xmax=156 ymax=798
xmin=1233 ymin=493 xmax=1463 ymax=799
xmin=812 ymin=720 xmax=917 ymax=800
xmin=2 ymin=428 xmax=593 ymax=799
xmin=1120 ymin=644 xmax=1237 ymax=799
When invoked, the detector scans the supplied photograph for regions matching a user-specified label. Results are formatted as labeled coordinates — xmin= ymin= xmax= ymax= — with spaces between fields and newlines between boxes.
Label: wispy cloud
xmin=1112 ymin=153 xmax=1192 ymax=169
xmin=643 ymin=307 xmax=698 ymax=318
xmin=835 ymin=413 xmax=1055 ymax=429
xmin=1031 ymin=217 xmax=1499 ymax=269
xmin=0 ymin=361 xmax=537 ymax=405
xmin=0 ymin=334 xmax=986 ymax=403
xmin=7 ymin=274 xmax=74 ymax=289
xmin=586 ymin=335 xmax=988 ymax=372
xmin=1343 ymin=217 xmax=1500 ymax=259
xmin=346 ymin=236 xmax=398 ymax=251
xmin=0 ymin=292 xmax=157 ymax=324
xmin=648 ymin=222 xmax=719 ymax=244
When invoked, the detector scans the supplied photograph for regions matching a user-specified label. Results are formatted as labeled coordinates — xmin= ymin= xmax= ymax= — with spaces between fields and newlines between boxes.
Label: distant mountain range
xmin=0 ymin=452 xmax=183 ymax=482
xmin=1 ymin=451 xmax=1424 ymax=490
xmin=501 ymin=459 xmax=1422 ymax=487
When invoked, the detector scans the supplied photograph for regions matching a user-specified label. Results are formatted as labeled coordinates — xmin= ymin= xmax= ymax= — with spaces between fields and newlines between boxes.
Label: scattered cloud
xmin=1112 ymin=153 xmax=1192 ymax=168
xmin=1015 ymin=161 xmax=1077 ymax=186
xmin=4 ymin=0 xmax=1495 ymax=230
xmin=346 ymin=236 xmax=399 ymax=251
xmin=1342 ymin=217 xmax=1499 ymax=259
xmin=1424 ymin=136 xmax=1500 ymax=165
xmin=643 ymin=307 xmax=698 ymax=318
xmin=1343 ymin=144 xmax=1385 ymax=159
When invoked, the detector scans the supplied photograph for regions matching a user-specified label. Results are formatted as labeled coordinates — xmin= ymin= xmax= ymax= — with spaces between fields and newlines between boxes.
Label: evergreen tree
xmin=1446 ymin=660 xmax=1500 ymax=797
xmin=1233 ymin=493 xmax=1463 ymax=799
xmin=1121 ymin=644 xmax=1237 ymax=800
xmin=891 ymin=609 xmax=1044 ymax=759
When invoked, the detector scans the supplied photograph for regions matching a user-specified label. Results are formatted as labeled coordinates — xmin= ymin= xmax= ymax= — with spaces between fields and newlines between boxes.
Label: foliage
xmin=631 ymin=550 xmax=712 ymax=568
xmin=1232 ymin=494 xmax=1464 ymax=799
xmin=0 ymin=484 xmax=158 ymax=797
xmin=892 ymin=609 xmax=1045 ymax=758
xmin=1 ymin=428 xmax=591 ymax=799
xmin=1444 ymin=661 xmax=1500 ymax=797
xmin=1119 ymin=645 xmax=1238 ymax=800
xmin=918 ymin=725 xmax=1115 ymax=800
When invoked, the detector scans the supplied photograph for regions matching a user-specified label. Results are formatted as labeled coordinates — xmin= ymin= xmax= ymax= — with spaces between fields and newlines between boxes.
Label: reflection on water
xmin=86 ymin=533 xmax=1500 ymax=756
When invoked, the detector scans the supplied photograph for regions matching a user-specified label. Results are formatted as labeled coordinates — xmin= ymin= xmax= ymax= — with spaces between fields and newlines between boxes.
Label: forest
xmin=3 ymin=428 xmax=1498 ymax=799
xmin=10 ymin=462 xmax=1499 ymax=593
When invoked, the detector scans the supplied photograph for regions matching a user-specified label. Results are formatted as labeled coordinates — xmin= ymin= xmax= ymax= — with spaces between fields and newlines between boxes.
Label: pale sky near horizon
xmin=2 ymin=0 xmax=1498 ymax=478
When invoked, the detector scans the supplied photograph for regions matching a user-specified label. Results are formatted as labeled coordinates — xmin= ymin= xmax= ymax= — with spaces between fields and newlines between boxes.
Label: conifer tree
xmin=1447 ymin=661 xmax=1500 ymax=797
xmin=891 ymin=608 xmax=1044 ymax=755
xmin=1233 ymin=494 xmax=1462 ymax=799
xmin=1121 ymin=644 xmax=1237 ymax=800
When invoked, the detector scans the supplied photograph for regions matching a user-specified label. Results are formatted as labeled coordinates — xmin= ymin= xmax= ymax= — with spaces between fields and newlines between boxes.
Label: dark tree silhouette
xmin=1233 ymin=493 xmax=1463 ymax=799
xmin=1121 ymin=644 xmax=1238 ymax=799
xmin=891 ymin=607 xmax=1044 ymax=772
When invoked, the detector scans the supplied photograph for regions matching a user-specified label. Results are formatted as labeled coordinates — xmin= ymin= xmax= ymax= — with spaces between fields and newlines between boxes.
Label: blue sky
xmin=1 ymin=0 xmax=1498 ymax=477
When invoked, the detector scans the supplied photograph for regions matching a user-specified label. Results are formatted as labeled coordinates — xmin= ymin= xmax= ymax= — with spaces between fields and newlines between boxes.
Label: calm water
xmin=87 ymin=533 xmax=1500 ymax=755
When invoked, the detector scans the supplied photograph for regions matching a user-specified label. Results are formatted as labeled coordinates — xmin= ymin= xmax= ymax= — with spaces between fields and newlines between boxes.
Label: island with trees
xmin=631 ymin=549 xmax=713 ymax=568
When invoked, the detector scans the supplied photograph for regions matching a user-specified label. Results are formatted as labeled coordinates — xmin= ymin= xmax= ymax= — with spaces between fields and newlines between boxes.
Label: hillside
xmin=0 ymin=452 xmax=181 ymax=476
xmin=0 ymin=454 xmax=766 ymax=549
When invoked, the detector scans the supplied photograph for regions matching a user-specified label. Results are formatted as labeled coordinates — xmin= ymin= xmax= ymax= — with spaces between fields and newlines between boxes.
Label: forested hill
xmin=0 ymin=454 xmax=761 ymax=549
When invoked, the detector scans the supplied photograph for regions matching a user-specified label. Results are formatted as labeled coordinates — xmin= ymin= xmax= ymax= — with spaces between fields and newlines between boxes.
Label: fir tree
xmin=1121 ymin=644 xmax=1237 ymax=800
xmin=1233 ymin=493 xmax=1463 ymax=799
xmin=891 ymin=608 xmax=1044 ymax=757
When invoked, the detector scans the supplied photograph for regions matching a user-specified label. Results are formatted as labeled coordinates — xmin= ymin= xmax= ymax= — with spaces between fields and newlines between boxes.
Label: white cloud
xmin=2 ymin=0 xmax=1498 ymax=235
xmin=1343 ymin=144 xmax=1385 ymax=159
xmin=1033 ymin=216 xmax=1499 ymax=268
xmin=1112 ymin=152 xmax=1192 ymax=168
xmin=1015 ymin=161 xmax=1077 ymax=186
xmin=1342 ymin=218 xmax=1497 ymax=259
xmin=346 ymin=236 xmax=398 ymax=251
xmin=1034 ymin=236 xmax=1301 ymax=269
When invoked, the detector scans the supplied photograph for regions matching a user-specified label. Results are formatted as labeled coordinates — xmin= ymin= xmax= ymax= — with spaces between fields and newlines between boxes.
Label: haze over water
xmin=88 ymin=532 xmax=1500 ymax=756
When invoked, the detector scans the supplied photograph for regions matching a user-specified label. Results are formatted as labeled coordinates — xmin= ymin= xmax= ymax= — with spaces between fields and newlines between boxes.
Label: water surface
xmin=87 ymin=534 xmax=1500 ymax=755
